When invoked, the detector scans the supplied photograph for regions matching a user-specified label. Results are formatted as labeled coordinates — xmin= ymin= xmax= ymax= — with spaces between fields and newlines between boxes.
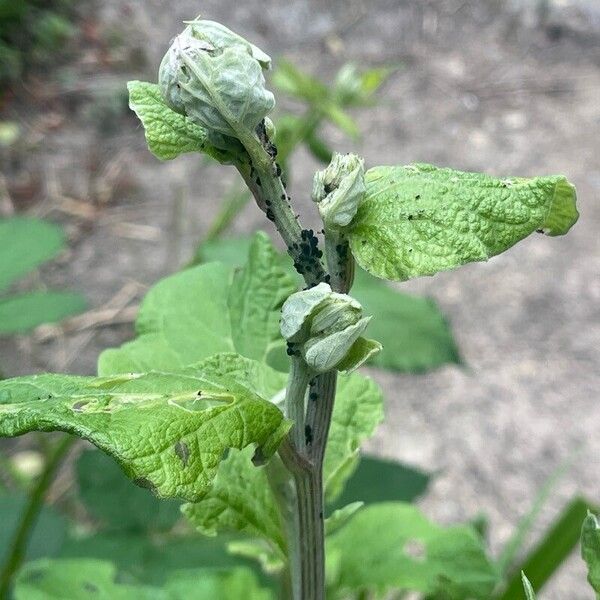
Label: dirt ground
xmin=1 ymin=1 xmax=599 ymax=597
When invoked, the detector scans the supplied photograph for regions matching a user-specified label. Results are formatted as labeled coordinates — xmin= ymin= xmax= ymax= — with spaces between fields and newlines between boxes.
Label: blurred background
xmin=0 ymin=0 xmax=599 ymax=597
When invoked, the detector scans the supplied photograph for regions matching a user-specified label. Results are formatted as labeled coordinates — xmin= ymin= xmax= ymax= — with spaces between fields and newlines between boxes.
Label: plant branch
xmin=235 ymin=124 xmax=328 ymax=288
xmin=0 ymin=435 xmax=74 ymax=597
xmin=237 ymin=122 xmax=355 ymax=600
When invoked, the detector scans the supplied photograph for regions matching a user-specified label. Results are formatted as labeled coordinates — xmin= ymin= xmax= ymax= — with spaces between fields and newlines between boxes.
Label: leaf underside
xmin=127 ymin=80 xmax=229 ymax=163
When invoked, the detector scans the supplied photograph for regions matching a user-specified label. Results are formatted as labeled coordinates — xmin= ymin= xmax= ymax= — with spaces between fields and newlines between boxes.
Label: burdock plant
xmin=0 ymin=17 xmax=581 ymax=600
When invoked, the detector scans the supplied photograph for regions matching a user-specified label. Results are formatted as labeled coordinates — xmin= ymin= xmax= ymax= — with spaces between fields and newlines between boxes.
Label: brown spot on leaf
xmin=72 ymin=400 xmax=89 ymax=412
xmin=174 ymin=441 xmax=190 ymax=466
xmin=133 ymin=477 xmax=156 ymax=493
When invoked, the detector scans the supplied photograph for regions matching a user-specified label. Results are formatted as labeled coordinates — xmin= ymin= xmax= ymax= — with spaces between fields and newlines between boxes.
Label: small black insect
xmin=305 ymin=425 xmax=313 ymax=446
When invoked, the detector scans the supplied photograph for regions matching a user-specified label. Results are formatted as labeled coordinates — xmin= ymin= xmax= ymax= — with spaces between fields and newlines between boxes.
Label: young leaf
xmin=127 ymin=80 xmax=228 ymax=163
xmin=348 ymin=164 xmax=578 ymax=281
xmin=0 ymin=365 xmax=289 ymax=501
xmin=327 ymin=502 xmax=499 ymax=598
xmin=521 ymin=572 xmax=537 ymax=599
xmin=582 ymin=512 xmax=600 ymax=595
xmin=0 ymin=292 xmax=86 ymax=334
xmin=99 ymin=232 xmax=296 ymax=375
xmin=271 ymin=59 xmax=328 ymax=103
xmin=0 ymin=217 xmax=65 ymax=292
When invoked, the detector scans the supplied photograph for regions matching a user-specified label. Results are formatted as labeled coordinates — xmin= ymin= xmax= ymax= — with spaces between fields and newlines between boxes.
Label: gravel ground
xmin=1 ymin=1 xmax=599 ymax=597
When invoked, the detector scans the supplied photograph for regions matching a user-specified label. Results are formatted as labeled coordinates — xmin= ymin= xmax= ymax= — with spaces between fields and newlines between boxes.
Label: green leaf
xmin=348 ymin=164 xmax=578 ymax=281
xmin=59 ymin=532 xmax=241 ymax=585
xmin=324 ymin=502 xmax=363 ymax=536
xmin=193 ymin=235 xmax=254 ymax=268
xmin=352 ymin=269 xmax=461 ymax=372
xmin=182 ymin=446 xmax=286 ymax=554
xmin=228 ymin=233 xmax=298 ymax=363
xmin=0 ymin=365 xmax=289 ymax=501
xmin=76 ymin=449 xmax=181 ymax=532
xmin=0 ymin=291 xmax=86 ymax=334
xmin=324 ymin=373 xmax=384 ymax=502
xmin=0 ymin=492 xmax=67 ymax=566
xmin=182 ymin=354 xmax=383 ymax=547
xmin=15 ymin=558 xmax=273 ymax=600
xmin=327 ymin=502 xmax=499 ymax=598
xmin=330 ymin=454 xmax=430 ymax=510
xmin=582 ymin=512 xmax=600 ymax=596
xmin=497 ymin=497 xmax=592 ymax=599
xmin=127 ymin=81 xmax=227 ymax=163
xmin=271 ymin=59 xmax=328 ymax=103
xmin=14 ymin=558 xmax=160 ymax=600
xmin=99 ymin=232 xmax=296 ymax=375
xmin=521 ymin=572 xmax=537 ymax=599
xmin=305 ymin=132 xmax=333 ymax=164
xmin=164 ymin=566 xmax=273 ymax=600
xmin=322 ymin=103 xmax=359 ymax=138
xmin=0 ymin=217 xmax=64 ymax=291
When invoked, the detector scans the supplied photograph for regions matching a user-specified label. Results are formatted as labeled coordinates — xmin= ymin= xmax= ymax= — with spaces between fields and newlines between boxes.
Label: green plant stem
xmin=323 ymin=229 xmax=354 ymax=294
xmin=237 ymin=122 xmax=352 ymax=600
xmin=0 ymin=435 xmax=74 ymax=597
xmin=285 ymin=357 xmax=312 ymax=455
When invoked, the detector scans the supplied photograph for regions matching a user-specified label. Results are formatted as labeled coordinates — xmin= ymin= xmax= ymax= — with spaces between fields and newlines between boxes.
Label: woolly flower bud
xmin=158 ymin=19 xmax=275 ymax=151
xmin=280 ymin=283 xmax=381 ymax=373
xmin=312 ymin=153 xmax=366 ymax=228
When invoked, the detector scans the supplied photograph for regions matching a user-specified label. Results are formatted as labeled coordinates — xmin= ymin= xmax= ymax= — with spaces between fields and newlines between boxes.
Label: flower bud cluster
xmin=312 ymin=153 xmax=365 ymax=229
xmin=280 ymin=283 xmax=380 ymax=373
xmin=159 ymin=19 xmax=275 ymax=152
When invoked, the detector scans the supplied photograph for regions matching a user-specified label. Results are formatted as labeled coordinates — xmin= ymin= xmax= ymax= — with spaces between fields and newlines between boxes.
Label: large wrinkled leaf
xmin=194 ymin=234 xmax=461 ymax=373
xmin=99 ymin=232 xmax=296 ymax=375
xmin=0 ymin=493 xmax=67 ymax=565
xmin=0 ymin=292 xmax=86 ymax=334
xmin=582 ymin=512 xmax=600 ymax=595
xmin=15 ymin=559 xmax=272 ymax=600
xmin=327 ymin=502 xmax=499 ymax=598
xmin=182 ymin=354 xmax=383 ymax=547
xmin=348 ymin=164 xmax=578 ymax=281
xmin=0 ymin=365 xmax=289 ymax=501
xmin=0 ymin=217 xmax=64 ymax=291
xmin=76 ymin=450 xmax=181 ymax=532
xmin=127 ymin=81 xmax=226 ymax=163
